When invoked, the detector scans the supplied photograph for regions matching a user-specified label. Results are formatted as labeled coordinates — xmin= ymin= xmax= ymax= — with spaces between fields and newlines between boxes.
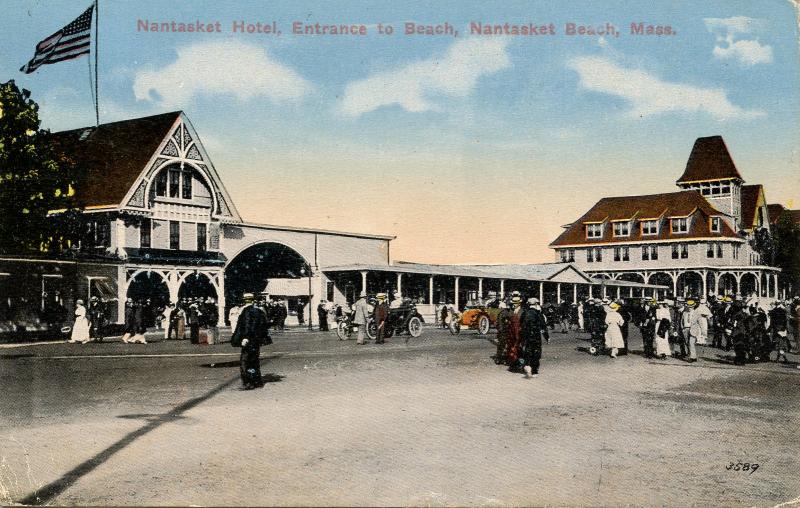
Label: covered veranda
xmin=322 ymin=262 xmax=668 ymax=322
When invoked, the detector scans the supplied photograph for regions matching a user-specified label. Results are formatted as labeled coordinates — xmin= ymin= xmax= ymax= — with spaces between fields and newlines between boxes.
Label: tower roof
xmin=677 ymin=135 xmax=744 ymax=184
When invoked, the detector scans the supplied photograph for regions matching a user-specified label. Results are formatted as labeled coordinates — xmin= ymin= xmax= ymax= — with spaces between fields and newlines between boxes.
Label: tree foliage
xmin=770 ymin=211 xmax=800 ymax=288
xmin=0 ymin=80 xmax=84 ymax=255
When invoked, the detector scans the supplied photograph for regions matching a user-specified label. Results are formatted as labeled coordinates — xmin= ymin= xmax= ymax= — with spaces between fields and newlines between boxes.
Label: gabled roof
xmin=741 ymin=184 xmax=766 ymax=230
xmin=49 ymin=112 xmax=182 ymax=208
xmin=677 ymin=135 xmax=744 ymax=184
xmin=549 ymin=190 xmax=739 ymax=247
xmin=767 ymin=203 xmax=786 ymax=224
xmin=767 ymin=204 xmax=800 ymax=226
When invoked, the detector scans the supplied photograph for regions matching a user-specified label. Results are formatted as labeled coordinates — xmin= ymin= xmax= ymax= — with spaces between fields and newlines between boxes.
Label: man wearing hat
xmin=638 ymin=298 xmax=657 ymax=359
xmin=494 ymin=300 xmax=512 ymax=365
xmin=317 ymin=299 xmax=329 ymax=331
xmin=769 ymin=301 xmax=790 ymax=362
xmin=374 ymin=293 xmax=389 ymax=344
xmin=791 ymin=297 xmax=800 ymax=353
xmin=519 ymin=297 xmax=548 ymax=377
xmin=88 ymin=296 xmax=106 ymax=343
xmin=231 ymin=293 xmax=272 ymax=390
xmin=506 ymin=292 xmax=524 ymax=367
xmin=353 ymin=291 xmax=371 ymax=345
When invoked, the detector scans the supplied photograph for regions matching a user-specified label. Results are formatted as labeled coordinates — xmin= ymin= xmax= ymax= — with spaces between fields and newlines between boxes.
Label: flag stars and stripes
xmin=20 ymin=4 xmax=94 ymax=74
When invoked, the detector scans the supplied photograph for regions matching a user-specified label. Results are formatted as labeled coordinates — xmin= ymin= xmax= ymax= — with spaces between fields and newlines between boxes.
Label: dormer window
xmin=154 ymin=165 xmax=196 ymax=200
xmin=710 ymin=217 xmax=721 ymax=233
xmin=612 ymin=222 xmax=630 ymax=237
xmin=671 ymin=217 xmax=688 ymax=234
xmin=586 ymin=223 xmax=603 ymax=239
xmin=641 ymin=220 xmax=659 ymax=236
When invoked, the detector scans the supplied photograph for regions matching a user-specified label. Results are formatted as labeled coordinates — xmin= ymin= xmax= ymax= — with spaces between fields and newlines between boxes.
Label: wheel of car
xmin=366 ymin=320 xmax=377 ymax=340
xmin=477 ymin=315 xmax=490 ymax=335
xmin=449 ymin=320 xmax=461 ymax=335
xmin=589 ymin=346 xmax=597 ymax=355
xmin=336 ymin=321 xmax=348 ymax=340
xmin=408 ymin=316 xmax=422 ymax=338
xmin=384 ymin=326 xmax=395 ymax=338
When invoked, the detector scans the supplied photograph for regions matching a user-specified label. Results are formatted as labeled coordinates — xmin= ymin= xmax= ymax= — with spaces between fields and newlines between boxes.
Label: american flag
xmin=20 ymin=4 xmax=94 ymax=74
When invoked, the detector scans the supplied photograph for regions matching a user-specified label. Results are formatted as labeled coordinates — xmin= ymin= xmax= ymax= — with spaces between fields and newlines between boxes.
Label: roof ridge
xmin=51 ymin=111 xmax=183 ymax=135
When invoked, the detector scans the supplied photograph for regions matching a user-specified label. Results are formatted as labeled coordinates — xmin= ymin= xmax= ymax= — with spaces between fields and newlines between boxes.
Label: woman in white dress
xmin=654 ymin=301 xmax=673 ymax=358
xmin=69 ymin=300 xmax=91 ymax=344
xmin=604 ymin=302 xmax=626 ymax=358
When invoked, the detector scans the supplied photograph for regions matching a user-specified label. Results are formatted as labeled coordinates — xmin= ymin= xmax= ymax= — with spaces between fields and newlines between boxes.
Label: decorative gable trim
xmin=120 ymin=113 xmax=242 ymax=222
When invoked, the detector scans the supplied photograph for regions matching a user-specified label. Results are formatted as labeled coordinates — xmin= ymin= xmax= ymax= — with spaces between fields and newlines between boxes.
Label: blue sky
xmin=2 ymin=0 xmax=798 ymax=263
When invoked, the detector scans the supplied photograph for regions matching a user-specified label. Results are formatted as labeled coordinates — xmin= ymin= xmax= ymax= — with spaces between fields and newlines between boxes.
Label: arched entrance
xmin=676 ymin=271 xmax=703 ymax=298
xmin=179 ymin=273 xmax=217 ymax=300
xmin=740 ymin=273 xmax=757 ymax=298
xmin=224 ymin=242 xmax=310 ymax=324
xmin=648 ymin=272 xmax=674 ymax=299
xmin=127 ymin=271 xmax=169 ymax=306
xmin=717 ymin=273 xmax=737 ymax=296
xmin=618 ymin=273 xmax=645 ymax=298
xmin=126 ymin=271 xmax=170 ymax=327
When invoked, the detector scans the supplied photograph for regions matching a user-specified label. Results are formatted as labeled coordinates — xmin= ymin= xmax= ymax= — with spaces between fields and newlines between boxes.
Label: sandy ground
xmin=1 ymin=327 xmax=799 ymax=507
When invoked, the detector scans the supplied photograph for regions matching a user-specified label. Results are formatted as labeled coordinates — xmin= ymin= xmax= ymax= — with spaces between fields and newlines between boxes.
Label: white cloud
xmin=133 ymin=40 xmax=312 ymax=108
xmin=704 ymin=16 xmax=773 ymax=66
xmin=567 ymin=55 xmax=764 ymax=120
xmin=338 ymin=37 xmax=511 ymax=117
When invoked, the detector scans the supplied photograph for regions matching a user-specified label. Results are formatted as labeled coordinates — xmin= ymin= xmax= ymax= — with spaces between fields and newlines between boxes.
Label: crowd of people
xmin=494 ymin=292 xmax=550 ymax=378
xmin=485 ymin=290 xmax=800 ymax=378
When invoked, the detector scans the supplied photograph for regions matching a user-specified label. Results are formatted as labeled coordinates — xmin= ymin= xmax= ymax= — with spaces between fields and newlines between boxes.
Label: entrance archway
xmin=676 ymin=271 xmax=703 ymax=298
xmin=127 ymin=272 xmax=169 ymax=306
xmin=126 ymin=272 xmax=170 ymax=327
xmin=224 ymin=242 xmax=310 ymax=323
xmin=740 ymin=273 xmax=757 ymax=299
xmin=179 ymin=273 xmax=217 ymax=300
xmin=718 ymin=273 xmax=737 ymax=296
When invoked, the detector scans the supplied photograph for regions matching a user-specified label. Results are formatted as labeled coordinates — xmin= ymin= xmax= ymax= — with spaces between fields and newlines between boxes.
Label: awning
xmin=264 ymin=278 xmax=311 ymax=297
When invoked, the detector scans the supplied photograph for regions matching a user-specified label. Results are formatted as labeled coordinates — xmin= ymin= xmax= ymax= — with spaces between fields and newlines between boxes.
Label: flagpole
xmin=94 ymin=0 xmax=99 ymax=127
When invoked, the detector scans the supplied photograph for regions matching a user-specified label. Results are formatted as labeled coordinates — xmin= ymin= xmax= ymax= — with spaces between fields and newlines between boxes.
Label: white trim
xmin=550 ymin=236 xmax=745 ymax=248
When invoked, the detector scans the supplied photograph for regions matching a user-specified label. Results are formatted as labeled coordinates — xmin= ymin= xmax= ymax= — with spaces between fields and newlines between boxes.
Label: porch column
xmin=671 ymin=273 xmax=678 ymax=297
xmin=428 ymin=275 xmax=434 ymax=306
xmin=589 ymin=285 xmax=594 ymax=298
xmin=117 ymin=266 xmax=127 ymax=325
xmin=756 ymin=272 xmax=761 ymax=299
xmin=773 ymin=273 xmax=779 ymax=298
xmin=734 ymin=272 xmax=743 ymax=296
xmin=478 ymin=278 xmax=484 ymax=299
xmin=701 ymin=270 xmax=708 ymax=298
xmin=573 ymin=284 xmax=577 ymax=304
xmin=601 ymin=284 xmax=607 ymax=299
xmin=360 ymin=271 xmax=368 ymax=295
xmin=714 ymin=272 xmax=720 ymax=295
xmin=629 ymin=287 xmax=633 ymax=297
xmin=556 ymin=283 xmax=561 ymax=303
xmin=216 ymin=271 xmax=226 ymax=327
xmin=500 ymin=280 xmax=505 ymax=298
xmin=539 ymin=282 xmax=544 ymax=303
xmin=397 ymin=272 xmax=403 ymax=295
xmin=615 ymin=286 xmax=620 ymax=299
xmin=454 ymin=277 xmax=460 ymax=309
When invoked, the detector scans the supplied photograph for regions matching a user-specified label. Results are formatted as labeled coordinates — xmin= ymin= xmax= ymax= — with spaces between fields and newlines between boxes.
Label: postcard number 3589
xmin=726 ymin=462 xmax=759 ymax=474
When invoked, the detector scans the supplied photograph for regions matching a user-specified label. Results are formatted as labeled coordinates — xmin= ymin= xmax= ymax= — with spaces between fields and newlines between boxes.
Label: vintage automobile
xmin=449 ymin=300 xmax=502 ymax=335
xmin=370 ymin=299 xmax=424 ymax=342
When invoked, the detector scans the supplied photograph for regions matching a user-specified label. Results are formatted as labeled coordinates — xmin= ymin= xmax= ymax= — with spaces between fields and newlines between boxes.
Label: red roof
xmin=676 ymin=136 xmax=744 ymax=184
xmin=767 ymin=204 xmax=800 ymax=226
xmin=49 ymin=112 xmax=181 ymax=208
xmin=741 ymin=184 xmax=765 ymax=230
xmin=550 ymin=190 xmax=740 ymax=247
xmin=767 ymin=203 xmax=786 ymax=224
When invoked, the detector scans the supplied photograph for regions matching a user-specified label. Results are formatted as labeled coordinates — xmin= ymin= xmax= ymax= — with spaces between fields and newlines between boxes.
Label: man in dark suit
xmin=374 ymin=293 xmax=389 ymax=344
xmin=231 ymin=293 xmax=272 ymax=390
